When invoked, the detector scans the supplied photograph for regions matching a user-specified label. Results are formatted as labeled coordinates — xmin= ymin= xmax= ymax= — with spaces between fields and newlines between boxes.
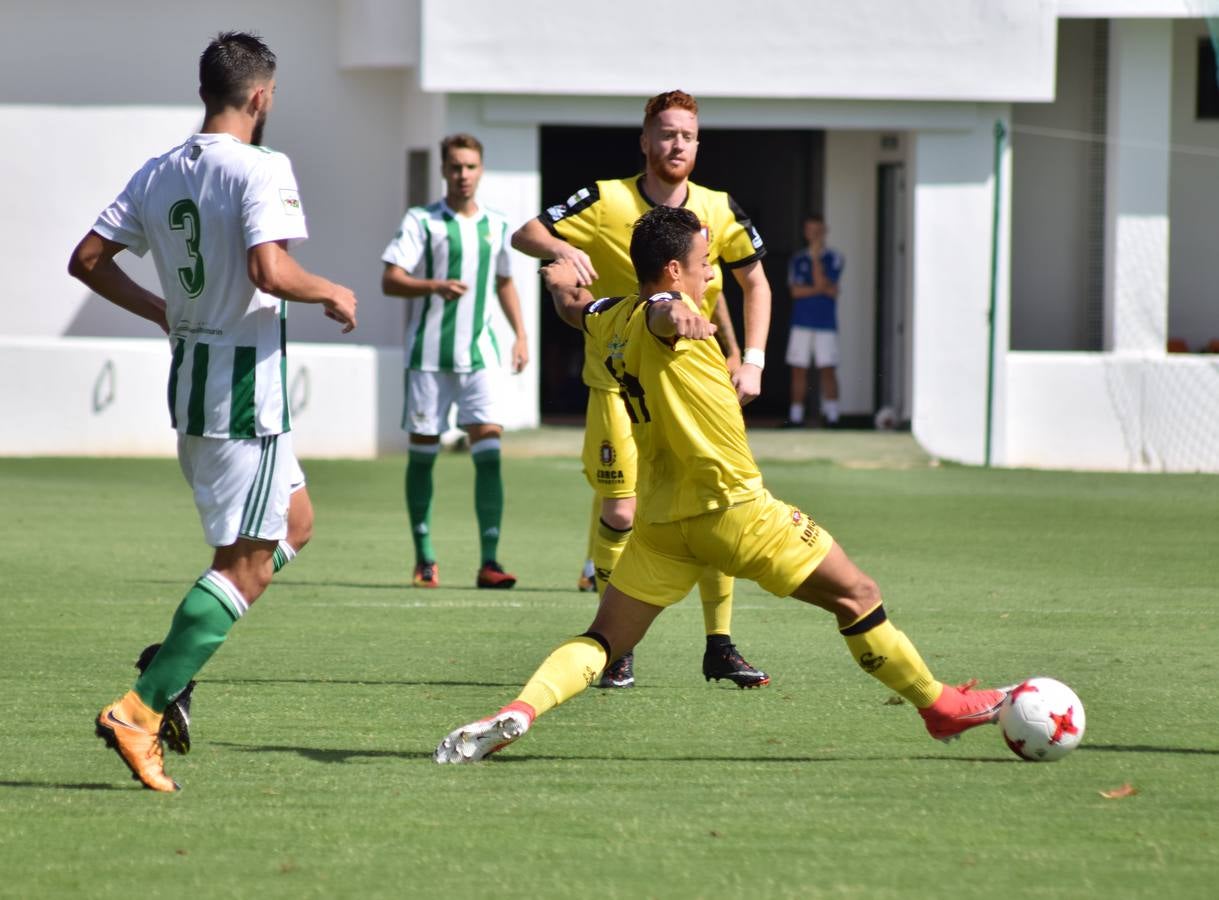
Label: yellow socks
xmin=839 ymin=604 xmax=943 ymax=708
xmin=593 ymin=519 xmax=631 ymax=597
xmin=698 ymin=567 xmax=734 ymax=636
xmin=515 ymin=635 xmax=609 ymax=718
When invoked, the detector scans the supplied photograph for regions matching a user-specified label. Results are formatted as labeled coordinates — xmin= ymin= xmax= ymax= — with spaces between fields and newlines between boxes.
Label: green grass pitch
xmin=1 ymin=450 xmax=1216 ymax=898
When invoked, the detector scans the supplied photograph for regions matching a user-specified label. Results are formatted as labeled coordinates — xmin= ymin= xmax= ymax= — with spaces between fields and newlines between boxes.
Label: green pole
xmin=984 ymin=120 xmax=1006 ymax=467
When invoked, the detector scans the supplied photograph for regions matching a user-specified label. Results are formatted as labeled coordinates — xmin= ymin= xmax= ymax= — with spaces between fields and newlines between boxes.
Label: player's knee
xmin=848 ymin=573 xmax=881 ymax=610
xmin=465 ymin=423 xmax=502 ymax=444
xmin=600 ymin=497 xmax=635 ymax=531
xmin=288 ymin=513 xmax=313 ymax=551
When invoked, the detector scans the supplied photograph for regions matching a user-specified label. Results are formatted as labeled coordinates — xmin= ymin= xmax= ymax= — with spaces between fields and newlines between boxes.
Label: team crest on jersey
xmin=600 ymin=441 xmax=615 ymax=466
xmin=791 ymin=510 xmax=802 ymax=526
xmin=279 ymin=189 xmax=302 ymax=215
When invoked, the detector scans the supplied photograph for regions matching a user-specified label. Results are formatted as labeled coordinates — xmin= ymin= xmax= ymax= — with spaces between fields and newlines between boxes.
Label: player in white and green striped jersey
xmin=382 ymin=133 xmax=529 ymax=590
xmin=69 ymin=32 xmax=357 ymax=792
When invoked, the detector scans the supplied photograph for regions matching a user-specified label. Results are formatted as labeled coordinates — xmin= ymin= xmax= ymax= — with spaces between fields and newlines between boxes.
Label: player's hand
xmin=551 ymin=245 xmax=597 ymax=286
xmin=511 ymin=338 xmax=529 ymax=374
xmin=436 ymin=279 xmax=468 ymax=300
xmin=541 ymin=258 xmax=582 ymax=290
xmin=668 ymin=303 xmax=718 ymax=341
xmin=732 ymin=363 xmax=762 ymax=406
xmin=324 ymin=285 xmax=358 ymax=333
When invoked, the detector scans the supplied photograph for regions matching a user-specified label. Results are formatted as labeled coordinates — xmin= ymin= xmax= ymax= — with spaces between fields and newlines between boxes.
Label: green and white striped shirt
xmin=382 ymin=200 xmax=511 ymax=372
xmin=93 ymin=133 xmax=308 ymax=438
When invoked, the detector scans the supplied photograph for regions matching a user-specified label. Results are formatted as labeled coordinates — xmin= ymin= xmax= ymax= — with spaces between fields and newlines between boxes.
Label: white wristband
xmin=742 ymin=347 xmax=766 ymax=369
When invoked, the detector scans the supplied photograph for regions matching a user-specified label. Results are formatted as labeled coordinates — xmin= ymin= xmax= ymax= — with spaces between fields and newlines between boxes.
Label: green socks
xmin=271 ymin=539 xmax=296 ymax=573
xmin=471 ymin=438 xmax=504 ymax=563
xmin=133 ymin=571 xmax=245 ymax=710
xmin=408 ymin=437 xmax=506 ymax=565
xmin=406 ymin=443 xmax=439 ymax=563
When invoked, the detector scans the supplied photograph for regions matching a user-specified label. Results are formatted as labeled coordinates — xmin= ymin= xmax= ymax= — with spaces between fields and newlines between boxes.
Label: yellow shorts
xmin=609 ymin=490 xmax=834 ymax=606
xmin=582 ymin=387 xmax=637 ymax=499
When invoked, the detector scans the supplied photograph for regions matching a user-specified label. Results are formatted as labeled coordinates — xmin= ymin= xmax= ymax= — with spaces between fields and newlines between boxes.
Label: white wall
xmin=1010 ymin=18 xmax=1099 ymax=351
xmin=1169 ymin=18 xmax=1219 ymax=349
xmin=0 ymin=0 xmax=541 ymax=438
xmin=0 ymin=0 xmax=408 ymax=347
xmin=422 ymin=0 xmax=1057 ymax=102
xmin=1104 ymin=18 xmax=1173 ymax=354
xmin=1004 ymin=352 xmax=1219 ymax=471
xmin=910 ymin=113 xmax=1012 ymax=465
xmin=2 ymin=105 xmax=202 ymax=338
xmin=823 ymin=131 xmax=909 ymax=415
xmin=0 ymin=337 xmax=401 ymax=458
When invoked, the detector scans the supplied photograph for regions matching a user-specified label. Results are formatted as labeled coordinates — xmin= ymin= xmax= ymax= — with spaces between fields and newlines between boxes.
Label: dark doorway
xmin=537 ymin=125 xmax=824 ymax=422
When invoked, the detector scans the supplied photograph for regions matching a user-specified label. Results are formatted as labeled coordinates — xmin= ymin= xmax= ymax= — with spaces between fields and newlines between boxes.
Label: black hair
xmin=199 ymin=31 xmax=276 ymax=113
xmin=629 ymin=205 xmax=702 ymax=285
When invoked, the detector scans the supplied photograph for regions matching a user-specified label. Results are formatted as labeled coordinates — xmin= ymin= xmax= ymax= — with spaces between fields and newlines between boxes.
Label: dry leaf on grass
xmin=1099 ymin=783 xmax=1138 ymax=799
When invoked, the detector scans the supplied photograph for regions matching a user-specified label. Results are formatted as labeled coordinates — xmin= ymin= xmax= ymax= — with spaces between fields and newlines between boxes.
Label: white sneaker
xmin=434 ymin=710 xmax=530 ymax=764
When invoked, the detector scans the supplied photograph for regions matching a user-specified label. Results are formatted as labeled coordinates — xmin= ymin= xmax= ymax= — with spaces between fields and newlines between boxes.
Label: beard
xmin=646 ymin=149 xmax=696 ymax=185
xmin=251 ymin=112 xmax=268 ymax=147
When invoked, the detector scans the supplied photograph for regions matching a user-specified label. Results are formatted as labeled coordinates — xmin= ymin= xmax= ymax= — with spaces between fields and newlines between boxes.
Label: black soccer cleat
xmin=703 ymin=643 xmax=770 ymax=689
xmin=595 ymin=651 xmax=635 ymax=688
xmin=134 ymin=643 xmax=194 ymax=755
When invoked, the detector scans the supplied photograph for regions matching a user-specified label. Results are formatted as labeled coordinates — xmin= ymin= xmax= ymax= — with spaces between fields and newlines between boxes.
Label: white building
xmin=2 ymin=0 xmax=1216 ymax=470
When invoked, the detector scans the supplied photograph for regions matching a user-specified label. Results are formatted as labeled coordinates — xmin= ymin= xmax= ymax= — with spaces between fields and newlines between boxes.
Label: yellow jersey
xmin=584 ymin=290 xmax=764 ymax=524
xmin=543 ymin=175 xmax=765 ymax=391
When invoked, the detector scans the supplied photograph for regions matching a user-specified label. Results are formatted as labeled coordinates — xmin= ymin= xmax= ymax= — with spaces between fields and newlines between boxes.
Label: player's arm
xmin=381 ymin=264 xmax=467 ymax=301
xmin=646 ymin=295 xmax=718 ymax=342
xmin=808 ymin=253 xmax=839 ymax=298
xmin=729 ymin=260 xmax=772 ymax=405
xmin=248 ymin=240 xmax=357 ymax=333
xmin=67 ymin=232 xmax=169 ymax=334
xmin=710 ymin=295 xmax=742 ymax=372
xmin=495 ymin=275 xmax=529 ymax=373
xmin=541 ymin=259 xmax=596 ymax=330
xmin=511 ymin=217 xmax=598 ymax=285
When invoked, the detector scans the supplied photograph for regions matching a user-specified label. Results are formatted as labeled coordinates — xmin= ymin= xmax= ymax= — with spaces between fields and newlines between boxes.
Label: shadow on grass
xmin=1081 ymin=743 xmax=1219 ymax=756
xmin=0 ymin=780 xmax=128 ymax=792
xmin=204 ymin=677 xmax=524 ymax=689
xmin=133 ymin=578 xmax=576 ymax=595
xmin=210 ymin=741 xmax=430 ymax=764
xmin=488 ymin=754 xmax=1020 ymax=765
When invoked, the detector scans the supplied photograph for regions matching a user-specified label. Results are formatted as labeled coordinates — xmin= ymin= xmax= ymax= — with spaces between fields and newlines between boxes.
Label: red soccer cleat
xmin=413 ymin=561 xmax=439 ymax=588
xmin=919 ymin=679 xmax=1008 ymax=742
xmin=476 ymin=561 xmax=516 ymax=590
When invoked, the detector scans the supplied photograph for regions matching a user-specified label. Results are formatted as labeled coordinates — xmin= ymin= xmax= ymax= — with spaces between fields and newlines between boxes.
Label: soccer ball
xmin=998 ymin=677 xmax=1086 ymax=762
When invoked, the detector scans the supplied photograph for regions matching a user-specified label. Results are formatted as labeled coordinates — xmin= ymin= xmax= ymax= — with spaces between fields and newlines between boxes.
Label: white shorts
xmin=785 ymin=326 xmax=839 ymax=369
xmin=404 ymin=368 xmax=502 ymax=436
xmin=177 ymin=432 xmax=306 ymax=548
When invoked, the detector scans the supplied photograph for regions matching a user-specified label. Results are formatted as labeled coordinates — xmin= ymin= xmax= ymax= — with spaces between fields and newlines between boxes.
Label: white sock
xmin=823 ymin=400 xmax=840 ymax=424
xmin=789 ymin=403 xmax=804 ymax=423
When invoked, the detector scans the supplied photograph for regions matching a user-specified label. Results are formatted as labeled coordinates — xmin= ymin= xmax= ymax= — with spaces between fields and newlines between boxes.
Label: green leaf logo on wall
xmin=169 ymin=198 xmax=205 ymax=298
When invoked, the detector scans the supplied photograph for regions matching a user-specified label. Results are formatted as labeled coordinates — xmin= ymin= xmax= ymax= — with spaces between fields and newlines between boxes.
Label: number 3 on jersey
xmin=169 ymin=198 xmax=205 ymax=298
